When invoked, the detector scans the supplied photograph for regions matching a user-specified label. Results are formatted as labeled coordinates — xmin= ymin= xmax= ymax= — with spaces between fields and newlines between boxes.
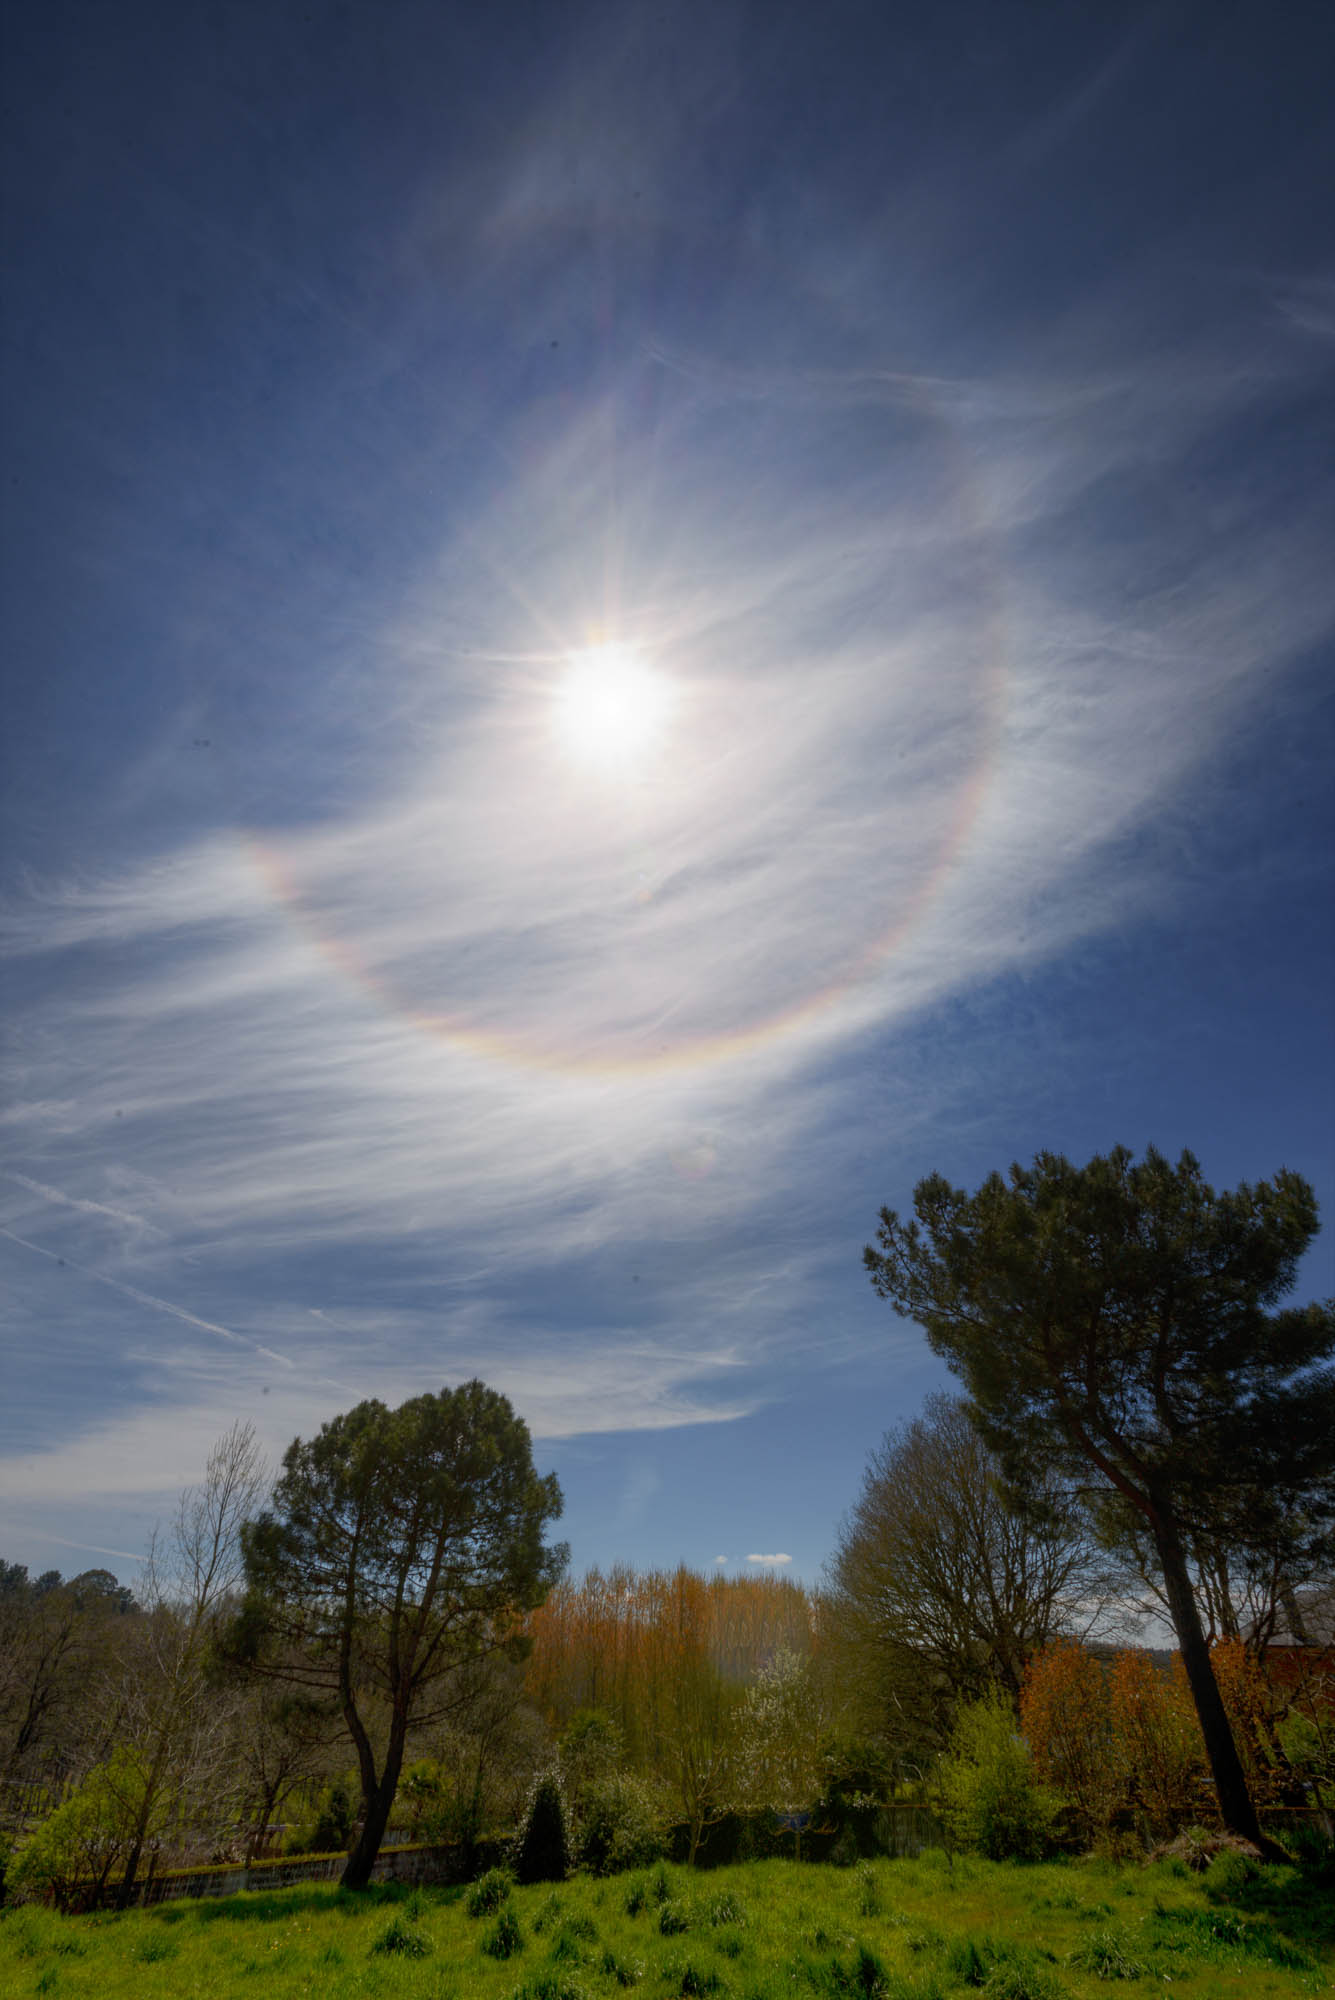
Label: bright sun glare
xmin=552 ymin=643 xmax=674 ymax=771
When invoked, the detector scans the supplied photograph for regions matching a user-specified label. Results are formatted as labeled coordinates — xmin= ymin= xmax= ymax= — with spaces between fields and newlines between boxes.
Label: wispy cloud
xmin=4 ymin=10 xmax=1332 ymax=1565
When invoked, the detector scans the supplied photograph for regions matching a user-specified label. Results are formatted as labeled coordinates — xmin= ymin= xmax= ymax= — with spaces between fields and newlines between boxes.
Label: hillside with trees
xmin=2 ymin=1153 xmax=1332 ymax=1909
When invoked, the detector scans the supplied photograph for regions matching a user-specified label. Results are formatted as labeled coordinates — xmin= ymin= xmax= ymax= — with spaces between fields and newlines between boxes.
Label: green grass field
xmin=2 ymin=1850 xmax=1331 ymax=2000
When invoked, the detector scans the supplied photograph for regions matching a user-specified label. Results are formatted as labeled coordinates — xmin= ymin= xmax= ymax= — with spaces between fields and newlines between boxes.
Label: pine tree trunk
xmin=1151 ymin=1512 xmax=1285 ymax=1859
xmin=339 ymin=1723 xmax=407 ymax=1890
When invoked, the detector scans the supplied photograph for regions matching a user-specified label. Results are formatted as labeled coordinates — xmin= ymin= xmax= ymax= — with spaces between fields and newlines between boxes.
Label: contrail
xmin=2 ymin=1170 xmax=159 ymax=1235
xmin=0 ymin=1225 xmax=293 ymax=1370
xmin=1 ymin=1526 xmax=145 ymax=1565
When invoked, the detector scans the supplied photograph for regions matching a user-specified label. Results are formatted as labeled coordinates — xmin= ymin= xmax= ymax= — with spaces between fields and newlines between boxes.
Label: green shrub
xmin=1281 ymin=1818 xmax=1335 ymax=1876
xmin=134 ymin=1934 xmax=178 ymax=1963
xmin=847 ymin=1942 xmax=891 ymax=1994
xmin=481 ymin=1903 xmax=525 ymax=1958
xmin=664 ymin=1959 xmax=723 ymax=1996
xmin=369 ymin=1911 xmax=431 ymax=1957
xmin=600 ymin=1945 xmax=646 ymax=1985
xmin=1203 ymin=1846 xmax=1261 ymax=1899
xmin=8 ymin=1747 xmax=163 ymax=1911
xmin=513 ymin=1773 xmax=573 ymax=1885
xmin=287 ymin=1778 xmax=356 ymax=1856
xmin=938 ymin=1690 xmax=1061 ymax=1861
xmin=513 ymin=1976 xmax=589 ymax=2000
xmin=983 ymin=1958 xmax=1066 ymax=2000
xmin=707 ymin=1890 xmax=745 ymax=1926
xmin=547 ymin=1914 xmax=598 ymax=1962
xmin=530 ymin=1890 xmax=563 ymax=1934
xmin=466 ymin=1865 xmax=515 ymax=1917
xmin=575 ymin=1770 xmax=665 ymax=1875
xmin=1069 ymin=1929 xmax=1146 ymax=1980
xmin=947 ymin=1935 xmax=991 ymax=1986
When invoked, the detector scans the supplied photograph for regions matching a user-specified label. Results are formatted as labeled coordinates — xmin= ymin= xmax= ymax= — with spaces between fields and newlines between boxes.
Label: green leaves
xmin=866 ymin=1147 xmax=1333 ymax=1544
xmin=238 ymin=1379 xmax=564 ymax=1886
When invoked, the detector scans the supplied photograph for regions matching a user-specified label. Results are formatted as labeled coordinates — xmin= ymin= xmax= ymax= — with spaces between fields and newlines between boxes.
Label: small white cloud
xmin=745 ymin=1552 xmax=792 ymax=1566
xmin=714 ymin=1554 xmax=728 ymax=1566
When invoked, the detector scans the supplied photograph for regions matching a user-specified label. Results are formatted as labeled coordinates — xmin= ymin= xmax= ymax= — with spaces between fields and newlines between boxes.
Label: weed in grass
xmin=1068 ymin=1929 xmax=1145 ymax=1980
xmin=600 ymin=1944 xmax=646 ymax=1985
xmin=708 ymin=1891 xmax=746 ymax=1926
xmin=467 ymin=1865 xmax=516 ymax=1917
xmin=659 ymin=1897 xmax=692 ymax=1935
xmin=35 ymin=1971 xmax=58 ymax=1995
xmin=8 ymin=1914 xmax=86 ymax=1961
xmin=856 ymin=1863 xmax=882 ymax=1917
xmin=899 ymin=1922 xmax=940 ymax=1955
xmin=981 ymin=1959 xmax=1067 ymax=2000
xmin=370 ymin=1908 xmax=433 ymax=1956
xmin=945 ymin=1935 xmax=991 ymax=1986
xmin=848 ymin=1942 xmax=891 ymax=1995
xmin=942 ymin=1935 xmax=1065 ymax=2000
xmin=533 ymin=1889 xmax=565 ymax=1933
xmin=315 ymin=1938 xmax=345 ymax=1966
xmin=134 ymin=1930 xmax=179 ymax=1962
xmin=717 ymin=1930 xmax=744 ymax=1959
xmin=653 ymin=1863 xmax=673 ymax=1901
xmin=548 ymin=1926 xmax=589 ymax=1964
xmin=513 ymin=1975 xmax=589 ymax=2000
xmin=663 ymin=1954 xmax=723 ymax=1995
xmin=1149 ymin=1903 xmax=1316 ymax=1972
xmin=482 ymin=1904 xmax=525 ymax=1958
xmin=624 ymin=1877 xmax=650 ymax=1916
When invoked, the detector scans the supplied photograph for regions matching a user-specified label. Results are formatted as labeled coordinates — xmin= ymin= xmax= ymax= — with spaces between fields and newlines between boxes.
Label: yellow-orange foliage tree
xmin=1019 ymin=1640 xmax=1118 ymax=1838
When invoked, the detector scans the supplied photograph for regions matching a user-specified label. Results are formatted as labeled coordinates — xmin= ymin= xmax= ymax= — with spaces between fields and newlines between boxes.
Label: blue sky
xmin=2 ymin=0 xmax=1332 ymax=1590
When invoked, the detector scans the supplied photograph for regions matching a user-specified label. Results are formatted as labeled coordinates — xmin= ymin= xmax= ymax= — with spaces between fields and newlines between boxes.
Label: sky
xmin=2 ymin=0 xmax=1333 ymax=1593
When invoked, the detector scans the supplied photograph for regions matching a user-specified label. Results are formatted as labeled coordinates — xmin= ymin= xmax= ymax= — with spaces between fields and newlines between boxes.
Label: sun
xmin=552 ymin=643 xmax=674 ymax=771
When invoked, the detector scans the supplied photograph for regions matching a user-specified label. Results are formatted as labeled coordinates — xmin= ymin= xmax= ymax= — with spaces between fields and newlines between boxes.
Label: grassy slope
xmin=1 ymin=1851 xmax=1330 ymax=2000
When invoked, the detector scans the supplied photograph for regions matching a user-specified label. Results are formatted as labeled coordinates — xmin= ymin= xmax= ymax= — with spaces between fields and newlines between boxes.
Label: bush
xmin=939 ymin=1690 xmax=1061 ymax=1861
xmin=513 ymin=1773 xmax=573 ymax=1885
xmin=946 ymin=1935 xmax=1066 ymax=1999
xmin=984 ymin=1959 xmax=1066 ymax=2000
xmin=466 ymin=1865 xmax=515 ymax=1917
xmin=287 ymin=1778 xmax=356 ymax=1856
xmin=575 ymin=1770 xmax=666 ymax=1876
xmin=369 ymin=1912 xmax=431 ymax=1957
xmin=481 ymin=1903 xmax=525 ymax=1958
xmin=1069 ymin=1929 xmax=1146 ymax=1980
xmin=1203 ymin=1846 xmax=1262 ymax=1899
xmin=9 ymin=1748 xmax=161 ymax=1911
xmin=601 ymin=1946 xmax=646 ymax=1986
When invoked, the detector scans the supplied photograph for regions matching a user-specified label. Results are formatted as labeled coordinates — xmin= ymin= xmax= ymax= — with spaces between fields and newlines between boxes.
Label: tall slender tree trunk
xmin=340 ymin=1720 xmax=407 ymax=1890
xmin=1151 ymin=1512 xmax=1285 ymax=1858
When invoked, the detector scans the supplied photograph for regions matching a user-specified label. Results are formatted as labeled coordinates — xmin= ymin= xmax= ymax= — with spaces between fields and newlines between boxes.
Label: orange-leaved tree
xmin=1020 ymin=1641 xmax=1118 ymax=1838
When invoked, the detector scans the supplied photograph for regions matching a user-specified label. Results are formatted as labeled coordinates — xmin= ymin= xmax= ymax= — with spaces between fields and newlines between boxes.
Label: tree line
xmin=2 ymin=1146 xmax=1332 ymax=1904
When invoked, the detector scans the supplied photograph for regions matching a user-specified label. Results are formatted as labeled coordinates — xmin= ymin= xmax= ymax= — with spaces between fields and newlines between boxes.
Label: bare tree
xmin=825 ymin=1396 xmax=1113 ymax=1756
xmin=111 ymin=1422 xmax=267 ymax=1899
